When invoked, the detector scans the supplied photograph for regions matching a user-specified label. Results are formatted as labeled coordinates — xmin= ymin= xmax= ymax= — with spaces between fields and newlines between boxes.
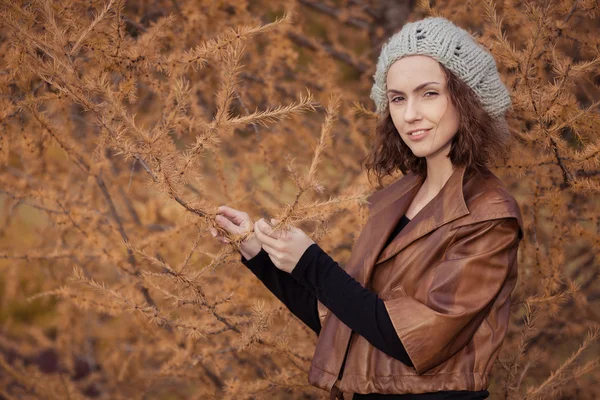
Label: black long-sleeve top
xmin=240 ymin=214 xmax=489 ymax=400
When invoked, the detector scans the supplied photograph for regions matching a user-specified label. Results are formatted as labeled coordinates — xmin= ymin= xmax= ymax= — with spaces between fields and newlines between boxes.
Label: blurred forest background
xmin=1 ymin=0 xmax=599 ymax=399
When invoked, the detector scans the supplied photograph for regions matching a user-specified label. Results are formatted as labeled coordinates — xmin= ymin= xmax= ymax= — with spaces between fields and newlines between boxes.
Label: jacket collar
xmin=361 ymin=164 xmax=470 ymax=286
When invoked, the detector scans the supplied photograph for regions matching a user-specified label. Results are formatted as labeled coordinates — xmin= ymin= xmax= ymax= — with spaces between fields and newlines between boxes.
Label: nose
xmin=403 ymin=98 xmax=422 ymax=123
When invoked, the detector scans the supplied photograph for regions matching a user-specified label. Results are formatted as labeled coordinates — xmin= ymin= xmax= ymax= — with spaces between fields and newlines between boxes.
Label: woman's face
xmin=385 ymin=55 xmax=460 ymax=161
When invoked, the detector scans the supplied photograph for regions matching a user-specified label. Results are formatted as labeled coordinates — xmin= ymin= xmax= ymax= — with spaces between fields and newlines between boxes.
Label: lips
xmin=406 ymin=128 xmax=431 ymax=141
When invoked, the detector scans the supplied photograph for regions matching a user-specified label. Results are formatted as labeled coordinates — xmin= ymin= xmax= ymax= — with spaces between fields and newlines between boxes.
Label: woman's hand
xmin=209 ymin=206 xmax=262 ymax=260
xmin=253 ymin=218 xmax=315 ymax=274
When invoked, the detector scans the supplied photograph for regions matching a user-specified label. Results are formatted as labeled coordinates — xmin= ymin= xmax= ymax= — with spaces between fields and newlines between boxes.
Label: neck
xmin=422 ymin=154 xmax=455 ymax=196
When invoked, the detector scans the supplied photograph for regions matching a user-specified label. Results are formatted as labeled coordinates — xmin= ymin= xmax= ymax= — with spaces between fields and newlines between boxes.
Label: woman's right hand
xmin=209 ymin=205 xmax=262 ymax=260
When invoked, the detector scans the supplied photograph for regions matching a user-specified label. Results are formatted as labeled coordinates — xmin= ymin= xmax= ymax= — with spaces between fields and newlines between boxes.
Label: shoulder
xmin=452 ymin=168 xmax=524 ymax=237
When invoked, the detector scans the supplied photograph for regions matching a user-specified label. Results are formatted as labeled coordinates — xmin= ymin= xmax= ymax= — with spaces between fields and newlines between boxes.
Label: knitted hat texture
xmin=370 ymin=17 xmax=511 ymax=120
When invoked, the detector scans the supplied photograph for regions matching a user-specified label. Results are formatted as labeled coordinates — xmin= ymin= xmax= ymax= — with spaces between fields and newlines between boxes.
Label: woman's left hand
xmin=253 ymin=218 xmax=315 ymax=274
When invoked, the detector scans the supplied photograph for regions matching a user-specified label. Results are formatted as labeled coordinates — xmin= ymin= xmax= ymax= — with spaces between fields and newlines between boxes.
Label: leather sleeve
xmin=382 ymin=217 xmax=521 ymax=375
xmin=317 ymin=300 xmax=329 ymax=327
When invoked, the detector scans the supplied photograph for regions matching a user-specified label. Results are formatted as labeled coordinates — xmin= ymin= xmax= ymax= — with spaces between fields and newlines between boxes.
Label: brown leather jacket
xmin=310 ymin=164 xmax=524 ymax=396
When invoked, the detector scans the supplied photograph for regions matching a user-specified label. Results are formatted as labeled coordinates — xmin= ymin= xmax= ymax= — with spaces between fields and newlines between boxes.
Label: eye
xmin=424 ymin=91 xmax=438 ymax=98
xmin=390 ymin=96 xmax=404 ymax=103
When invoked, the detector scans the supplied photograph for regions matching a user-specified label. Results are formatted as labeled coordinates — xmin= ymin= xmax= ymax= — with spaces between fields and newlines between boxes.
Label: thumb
xmin=269 ymin=218 xmax=294 ymax=240
xmin=257 ymin=218 xmax=274 ymax=235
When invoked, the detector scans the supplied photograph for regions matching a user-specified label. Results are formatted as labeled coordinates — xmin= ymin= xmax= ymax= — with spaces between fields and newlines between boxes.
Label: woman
xmin=211 ymin=17 xmax=523 ymax=399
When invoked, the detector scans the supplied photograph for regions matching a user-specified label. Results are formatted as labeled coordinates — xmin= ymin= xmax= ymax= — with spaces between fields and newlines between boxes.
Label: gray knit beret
xmin=370 ymin=17 xmax=511 ymax=120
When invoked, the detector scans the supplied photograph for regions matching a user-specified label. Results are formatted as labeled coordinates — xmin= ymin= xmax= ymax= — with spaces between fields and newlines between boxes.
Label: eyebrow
xmin=386 ymin=81 xmax=441 ymax=96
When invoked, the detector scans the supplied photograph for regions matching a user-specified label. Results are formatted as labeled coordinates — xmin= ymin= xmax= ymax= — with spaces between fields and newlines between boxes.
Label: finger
xmin=217 ymin=205 xmax=248 ymax=225
xmin=257 ymin=218 xmax=275 ymax=235
xmin=210 ymin=227 xmax=223 ymax=238
xmin=209 ymin=227 xmax=229 ymax=243
xmin=269 ymin=219 xmax=294 ymax=240
xmin=269 ymin=218 xmax=294 ymax=238
xmin=259 ymin=219 xmax=286 ymax=239
xmin=263 ymin=219 xmax=291 ymax=240
xmin=254 ymin=220 xmax=281 ymax=249
xmin=216 ymin=214 xmax=244 ymax=235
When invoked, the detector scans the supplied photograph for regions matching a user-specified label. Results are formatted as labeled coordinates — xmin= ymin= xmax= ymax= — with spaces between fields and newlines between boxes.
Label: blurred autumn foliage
xmin=0 ymin=0 xmax=599 ymax=399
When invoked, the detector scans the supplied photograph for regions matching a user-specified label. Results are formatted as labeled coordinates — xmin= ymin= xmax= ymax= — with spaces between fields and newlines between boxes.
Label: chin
xmin=407 ymin=147 xmax=430 ymax=158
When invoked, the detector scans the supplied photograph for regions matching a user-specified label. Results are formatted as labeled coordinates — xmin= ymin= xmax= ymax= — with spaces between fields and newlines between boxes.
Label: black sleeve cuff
xmin=241 ymin=248 xmax=270 ymax=268
xmin=291 ymin=243 xmax=320 ymax=284
xmin=239 ymin=246 xmax=321 ymax=335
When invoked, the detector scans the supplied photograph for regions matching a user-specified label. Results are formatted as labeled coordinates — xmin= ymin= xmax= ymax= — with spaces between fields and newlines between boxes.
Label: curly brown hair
xmin=362 ymin=61 xmax=510 ymax=187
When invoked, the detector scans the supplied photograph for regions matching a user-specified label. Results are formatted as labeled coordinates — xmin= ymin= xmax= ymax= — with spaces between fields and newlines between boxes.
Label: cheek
xmin=431 ymin=97 xmax=459 ymax=133
xmin=444 ymin=104 xmax=461 ymax=134
xmin=388 ymin=108 xmax=403 ymax=130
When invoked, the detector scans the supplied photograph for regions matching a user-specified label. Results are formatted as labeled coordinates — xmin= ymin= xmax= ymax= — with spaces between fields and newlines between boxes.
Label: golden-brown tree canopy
xmin=0 ymin=0 xmax=599 ymax=399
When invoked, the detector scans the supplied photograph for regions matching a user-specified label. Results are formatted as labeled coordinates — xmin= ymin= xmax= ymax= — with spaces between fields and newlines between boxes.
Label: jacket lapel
xmin=362 ymin=165 xmax=470 ymax=286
